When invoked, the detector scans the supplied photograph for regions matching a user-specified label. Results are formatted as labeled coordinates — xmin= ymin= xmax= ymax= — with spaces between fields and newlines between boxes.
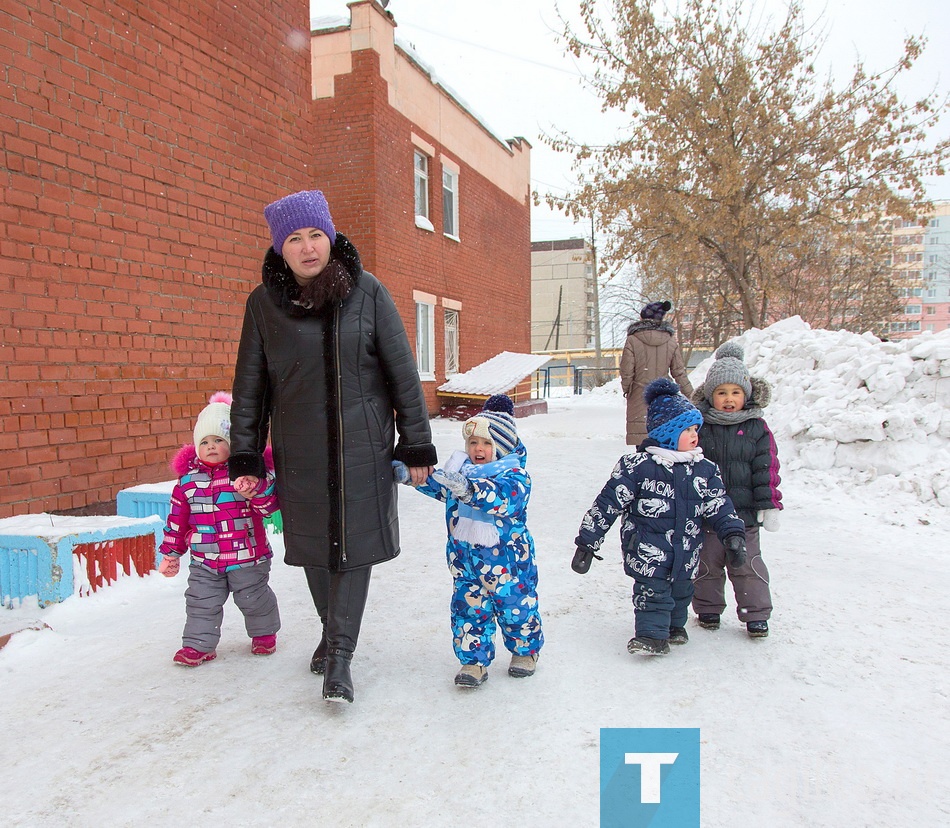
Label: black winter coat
xmin=691 ymin=377 xmax=783 ymax=527
xmin=696 ymin=418 xmax=782 ymax=527
xmin=229 ymin=234 xmax=437 ymax=570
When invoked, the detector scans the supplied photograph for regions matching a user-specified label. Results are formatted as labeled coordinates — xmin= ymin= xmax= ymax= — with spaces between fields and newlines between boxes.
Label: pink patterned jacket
xmin=159 ymin=445 xmax=278 ymax=573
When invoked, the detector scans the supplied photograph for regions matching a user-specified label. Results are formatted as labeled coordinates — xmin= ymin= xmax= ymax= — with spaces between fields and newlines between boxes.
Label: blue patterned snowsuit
xmin=576 ymin=448 xmax=744 ymax=640
xmin=417 ymin=446 xmax=543 ymax=666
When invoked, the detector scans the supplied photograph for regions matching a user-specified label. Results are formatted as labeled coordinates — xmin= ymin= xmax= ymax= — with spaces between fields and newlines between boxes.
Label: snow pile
xmin=593 ymin=318 xmax=950 ymax=505
xmin=700 ymin=318 xmax=950 ymax=506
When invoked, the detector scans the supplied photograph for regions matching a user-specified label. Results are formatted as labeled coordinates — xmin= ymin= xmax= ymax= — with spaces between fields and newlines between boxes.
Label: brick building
xmin=0 ymin=0 xmax=532 ymax=517
xmin=309 ymin=2 xmax=531 ymax=410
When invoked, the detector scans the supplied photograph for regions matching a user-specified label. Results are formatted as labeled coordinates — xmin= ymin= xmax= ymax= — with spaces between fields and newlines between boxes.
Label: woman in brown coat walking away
xmin=619 ymin=301 xmax=693 ymax=446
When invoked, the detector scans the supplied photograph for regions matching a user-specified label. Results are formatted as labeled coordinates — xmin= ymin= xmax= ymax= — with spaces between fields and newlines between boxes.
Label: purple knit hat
xmin=640 ymin=300 xmax=672 ymax=321
xmin=264 ymin=190 xmax=336 ymax=253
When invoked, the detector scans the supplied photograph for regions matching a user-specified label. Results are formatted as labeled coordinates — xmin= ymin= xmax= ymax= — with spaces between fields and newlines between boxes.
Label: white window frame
xmin=414 ymin=291 xmax=436 ymax=380
xmin=413 ymin=150 xmax=433 ymax=231
xmin=441 ymin=156 xmax=460 ymax=240
xmin=443 ymin=303 xmax=460 ymax=376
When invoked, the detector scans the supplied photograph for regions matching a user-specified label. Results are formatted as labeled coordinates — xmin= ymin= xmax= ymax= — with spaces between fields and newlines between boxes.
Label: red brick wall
xmin=0 ymin=0 xmax=313 ymax=517
xmin=313 ymin=48 xmax=532 ymax=412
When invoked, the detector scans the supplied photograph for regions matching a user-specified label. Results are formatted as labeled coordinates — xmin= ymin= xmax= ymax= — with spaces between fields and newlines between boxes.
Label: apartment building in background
xmin=889 ymin=200 xmax=950 ymax=338
xmin=530 ymin=238 xmax=594 ymax=352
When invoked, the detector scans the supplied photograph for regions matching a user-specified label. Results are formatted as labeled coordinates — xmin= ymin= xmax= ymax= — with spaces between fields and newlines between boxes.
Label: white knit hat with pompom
xmin=193 ymin=391 xmax=232 ymax=447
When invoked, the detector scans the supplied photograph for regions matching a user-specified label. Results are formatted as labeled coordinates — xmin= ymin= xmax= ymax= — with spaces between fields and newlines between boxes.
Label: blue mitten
xmin=391 ymin=460 xmax=411 ymax=485
xmin=431 ymin=469 xmax=474 ymax=503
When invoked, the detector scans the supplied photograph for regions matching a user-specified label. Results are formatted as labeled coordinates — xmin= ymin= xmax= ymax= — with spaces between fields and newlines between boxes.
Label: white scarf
xmin=645 ymin=446 xmax=704 ymax=468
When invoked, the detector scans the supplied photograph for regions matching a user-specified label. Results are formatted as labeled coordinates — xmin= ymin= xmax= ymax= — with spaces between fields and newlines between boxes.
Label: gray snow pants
xmin=182 ymin=559 xmax=280 ymax=652
xmin=692 ymin=526 xmax=771 ymax=623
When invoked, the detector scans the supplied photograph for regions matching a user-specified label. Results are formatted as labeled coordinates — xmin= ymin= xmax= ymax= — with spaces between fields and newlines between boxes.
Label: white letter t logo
xmin=624 ymin=753 xmax=679 ymax=803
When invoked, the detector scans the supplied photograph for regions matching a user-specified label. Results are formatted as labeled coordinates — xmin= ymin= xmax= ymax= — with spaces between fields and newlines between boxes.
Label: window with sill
xmin=442 ymin=167 xmax=459 ymax=239
xmin=414 ymin=150 xmax=433 ymax=232
xmin=415 ymin=299 xmax=435 ymax=379
xmin=444 ymin=308 xmax=459 ymax=376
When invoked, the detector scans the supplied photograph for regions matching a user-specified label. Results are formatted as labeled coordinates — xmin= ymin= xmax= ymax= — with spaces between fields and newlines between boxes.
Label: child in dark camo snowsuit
xmin=395 ymin=395 xmax=542 ymax=688
xmin=573 ymin=378 xmax=746 ymax=655
xmin=690 ymin=342 xmax=782 ymax=638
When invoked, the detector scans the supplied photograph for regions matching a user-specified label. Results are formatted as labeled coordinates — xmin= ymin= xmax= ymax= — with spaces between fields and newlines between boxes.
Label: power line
xmin=396 ymin=20 xmax=583 ymax=78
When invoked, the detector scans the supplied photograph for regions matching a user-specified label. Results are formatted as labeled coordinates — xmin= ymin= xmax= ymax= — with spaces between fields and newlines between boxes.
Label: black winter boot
xmin=697 ymin=613 xmax=721 ymax=630
xmin=305 ymin=567 xmax=330 ymax=675
xmin=310 ymin=633 xmax=328 ymax=675
xmin=321 ymin=567 xmax=372 ymax=704
xmin=746 ymin=620 xmax=769 ymax=638
xmin=323 ymin=648 xmax=355 ymax=703
xmin=669 ymin=626 xmax=689 ymax=645
xmin=627 ymin=636 xmax=671 ymax=655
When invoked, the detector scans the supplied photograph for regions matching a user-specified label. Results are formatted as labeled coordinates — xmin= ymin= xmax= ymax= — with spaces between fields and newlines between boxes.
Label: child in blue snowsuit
xmin=573 ymin=378 xmax=746 ymax=655
xmin=396 ymin=394 xmax=543 ymax=688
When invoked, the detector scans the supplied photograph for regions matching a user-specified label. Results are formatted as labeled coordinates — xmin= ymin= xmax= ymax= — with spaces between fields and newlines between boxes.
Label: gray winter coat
xmin=229 ymin=234 xmax=437 ymax=571
xmin=619 ymin=321 xmax=693 ymax=446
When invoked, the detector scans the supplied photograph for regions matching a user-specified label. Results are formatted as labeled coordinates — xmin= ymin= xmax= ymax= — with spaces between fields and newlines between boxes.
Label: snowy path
xmin=2 ymin=398 xmax=948 ymax=826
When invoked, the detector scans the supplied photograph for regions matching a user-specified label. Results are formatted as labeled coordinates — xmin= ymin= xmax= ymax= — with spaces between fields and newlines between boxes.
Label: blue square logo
xmin=600 ymin=728 xmax=700 ymax=827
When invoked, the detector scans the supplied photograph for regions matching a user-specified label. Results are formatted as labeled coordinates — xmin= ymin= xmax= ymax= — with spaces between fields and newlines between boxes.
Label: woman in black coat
xmin=229 ymin=190 xmax=437 ymax=703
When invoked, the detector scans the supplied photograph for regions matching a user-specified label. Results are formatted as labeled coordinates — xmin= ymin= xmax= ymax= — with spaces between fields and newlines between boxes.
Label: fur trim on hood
xmin=691 ymin=375 xmax=772 ymax=410
xmin=627 ymin=319 xmax=675 ymax=337
xmin=171 ymin=444 xmax=275 ymax=477
xmin=261 ymin=232 xmax=361 ymax=317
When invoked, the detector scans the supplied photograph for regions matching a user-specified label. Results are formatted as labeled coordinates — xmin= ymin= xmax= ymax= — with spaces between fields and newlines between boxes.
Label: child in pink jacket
xmin=159 ymin=392 xmax=280 ymax=666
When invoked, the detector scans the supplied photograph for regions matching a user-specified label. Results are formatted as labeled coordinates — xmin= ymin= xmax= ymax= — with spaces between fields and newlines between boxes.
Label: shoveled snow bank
xmin=593 ymin=317 xmax=950 ymax=506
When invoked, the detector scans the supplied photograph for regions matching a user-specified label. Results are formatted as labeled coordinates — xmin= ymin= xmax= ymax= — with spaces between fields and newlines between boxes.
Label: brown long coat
xmin=619 ymin=321 xmax=693 ymax=445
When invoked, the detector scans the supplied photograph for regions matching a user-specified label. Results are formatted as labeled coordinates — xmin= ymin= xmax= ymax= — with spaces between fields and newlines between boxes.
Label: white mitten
xmin=759 ymin=509 xmax=781 ymax=532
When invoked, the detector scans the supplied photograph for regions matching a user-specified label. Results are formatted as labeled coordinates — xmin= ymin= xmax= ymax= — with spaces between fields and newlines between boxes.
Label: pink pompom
xmin=209 ymin=391 xmax=232 ymax=404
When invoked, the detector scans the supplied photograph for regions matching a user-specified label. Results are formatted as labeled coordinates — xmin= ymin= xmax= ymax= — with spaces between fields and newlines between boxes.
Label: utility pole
xmin=590 ymin=214 xmax=604 ymax=384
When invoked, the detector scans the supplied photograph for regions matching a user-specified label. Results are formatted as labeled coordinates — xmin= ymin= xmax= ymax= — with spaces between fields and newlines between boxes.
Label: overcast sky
xmin=310 ymin=0 xmax=950 ymax=242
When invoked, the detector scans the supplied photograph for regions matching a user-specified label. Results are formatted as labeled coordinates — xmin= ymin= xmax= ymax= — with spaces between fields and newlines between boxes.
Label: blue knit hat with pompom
xmin=645 ymin=378 xmax=703 ymax=449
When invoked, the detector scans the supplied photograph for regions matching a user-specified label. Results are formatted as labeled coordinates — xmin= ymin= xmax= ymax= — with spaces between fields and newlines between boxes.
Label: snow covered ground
xmin=2 ymin=321 xmax=949 ymax=826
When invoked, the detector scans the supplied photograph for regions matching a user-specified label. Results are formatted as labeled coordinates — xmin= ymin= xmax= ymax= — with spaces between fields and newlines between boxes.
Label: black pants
xmin=304 ymin=566 xmax=372 ymax=653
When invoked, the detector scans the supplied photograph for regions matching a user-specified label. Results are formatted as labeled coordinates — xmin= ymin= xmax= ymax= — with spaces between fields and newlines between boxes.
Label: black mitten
xmin=724 ymin=535 xmax=747 ymax=568
xmin=572 ymin=546 xmax=603 ymax=574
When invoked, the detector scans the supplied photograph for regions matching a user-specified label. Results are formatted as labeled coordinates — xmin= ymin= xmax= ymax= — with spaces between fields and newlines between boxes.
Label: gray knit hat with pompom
xmin=703 ymin=341 xmax=752 ymax=403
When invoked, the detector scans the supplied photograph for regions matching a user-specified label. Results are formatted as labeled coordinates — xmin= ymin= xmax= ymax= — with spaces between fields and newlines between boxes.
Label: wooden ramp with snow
xmin=437 ymin=351 xmax=550 ymax=419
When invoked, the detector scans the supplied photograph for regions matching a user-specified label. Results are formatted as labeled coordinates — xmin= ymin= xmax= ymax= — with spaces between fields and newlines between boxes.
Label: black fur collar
xmin=261 ymin=232 xmax=362 ymax=317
